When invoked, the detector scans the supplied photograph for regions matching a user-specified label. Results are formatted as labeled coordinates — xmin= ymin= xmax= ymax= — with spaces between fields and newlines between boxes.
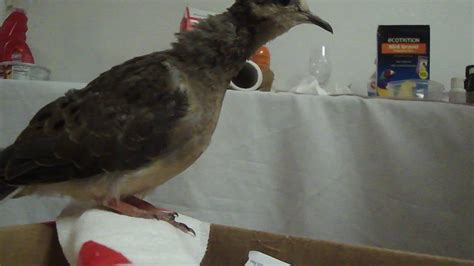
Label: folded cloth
xmin=292 ymin=76 xmax=328 ymax=95
xmin=56 ymin=203 xmax=210 ymax=266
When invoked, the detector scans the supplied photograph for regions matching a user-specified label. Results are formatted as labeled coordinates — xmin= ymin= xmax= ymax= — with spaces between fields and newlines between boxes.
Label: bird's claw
xmin=154 ymin=213 xmax=195 ymax=237
xmin=177 ymin=222 xmax=196 ymax=237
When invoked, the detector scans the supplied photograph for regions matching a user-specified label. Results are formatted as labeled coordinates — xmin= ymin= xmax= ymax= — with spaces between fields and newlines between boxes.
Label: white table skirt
xmin=0 ymin=79 xmax=473 ymax=260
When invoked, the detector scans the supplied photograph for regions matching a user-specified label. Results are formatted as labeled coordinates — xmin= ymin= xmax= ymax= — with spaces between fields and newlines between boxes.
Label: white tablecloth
xmin=0 ymin=80 xmax=473 ymax=260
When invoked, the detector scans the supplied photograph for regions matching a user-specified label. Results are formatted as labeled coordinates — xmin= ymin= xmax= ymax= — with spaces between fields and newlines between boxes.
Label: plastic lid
xmin=451 ymin=77 xmax=464 ymax=89
xmin=466 ymin=65 xmax=474 ymax=77
xmin=12 ymin=8 xmax=26 ymax=14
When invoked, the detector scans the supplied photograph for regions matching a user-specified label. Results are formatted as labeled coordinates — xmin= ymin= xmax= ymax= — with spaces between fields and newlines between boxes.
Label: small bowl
xmin=386 ymin=79 xmax=445 ymax=100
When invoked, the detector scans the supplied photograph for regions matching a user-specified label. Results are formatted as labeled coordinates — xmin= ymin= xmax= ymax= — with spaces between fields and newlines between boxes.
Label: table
xmin=1 ymin=79 xmax=473 ymax=260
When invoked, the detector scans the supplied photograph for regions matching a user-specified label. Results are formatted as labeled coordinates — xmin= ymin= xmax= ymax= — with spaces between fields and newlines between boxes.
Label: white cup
xmin=230 ymin=60 xmax=263 ymax=91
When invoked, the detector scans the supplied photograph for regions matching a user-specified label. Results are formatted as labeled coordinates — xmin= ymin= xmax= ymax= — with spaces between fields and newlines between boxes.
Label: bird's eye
xmin=274 ymin=0 xmax=291 ymax=6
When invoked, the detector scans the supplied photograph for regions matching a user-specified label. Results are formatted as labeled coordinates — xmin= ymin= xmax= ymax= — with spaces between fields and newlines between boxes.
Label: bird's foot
xmin=104 ymin=196 xmax=195 ymax=237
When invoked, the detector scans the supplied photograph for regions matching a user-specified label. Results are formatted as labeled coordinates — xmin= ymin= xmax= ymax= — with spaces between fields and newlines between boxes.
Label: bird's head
xmin=230 ymin=0 xmax=333 ymax=43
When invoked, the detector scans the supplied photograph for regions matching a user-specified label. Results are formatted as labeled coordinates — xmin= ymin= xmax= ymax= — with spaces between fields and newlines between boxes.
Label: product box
xmin=377 ymin=25 xmax=430 ymax=96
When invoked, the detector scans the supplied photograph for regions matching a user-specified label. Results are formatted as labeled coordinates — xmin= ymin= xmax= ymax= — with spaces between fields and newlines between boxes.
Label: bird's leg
xmin=103 ymin=196 xmax=195 ymax=236
xmin=122 ymin=196 xmax=177 ymax=217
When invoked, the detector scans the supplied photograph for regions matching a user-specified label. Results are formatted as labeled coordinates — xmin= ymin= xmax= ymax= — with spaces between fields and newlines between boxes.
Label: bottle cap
xmin=451 ymin=77 xmax=464 ymax=89
xmin=12 ymin=8 xmax=26 ymax=14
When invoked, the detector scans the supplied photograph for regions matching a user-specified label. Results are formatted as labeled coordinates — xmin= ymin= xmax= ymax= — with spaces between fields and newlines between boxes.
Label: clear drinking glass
xmin=309 ymin=45 xmax=331 ymax=88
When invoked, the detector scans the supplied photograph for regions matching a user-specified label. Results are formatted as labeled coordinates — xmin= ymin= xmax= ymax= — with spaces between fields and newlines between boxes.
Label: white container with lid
xmin=449 ymin=77 xmax=466 ymax=104
xmin=0 ymin=61 xmax=50 ymax=81
xmin=386 ymin=79 xmax=444 ymax=100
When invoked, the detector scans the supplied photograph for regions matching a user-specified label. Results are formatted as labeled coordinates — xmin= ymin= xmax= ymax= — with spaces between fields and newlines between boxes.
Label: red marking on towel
xmin=79 ymin=240 xmax=131 ymax=266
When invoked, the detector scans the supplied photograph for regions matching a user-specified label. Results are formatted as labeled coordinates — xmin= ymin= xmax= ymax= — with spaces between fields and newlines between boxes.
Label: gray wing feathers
xmin=0 ymin=52 xmax=189 ymax=185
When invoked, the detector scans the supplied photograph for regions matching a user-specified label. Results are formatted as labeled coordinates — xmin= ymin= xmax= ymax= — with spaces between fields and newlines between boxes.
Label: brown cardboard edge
xmin=201 ymin=224 xmax=474 ymax=266
xmin=0 ymin=223 xmax=68 ymax=266
xmin=1 ymin=223 xmax=472 ymax=266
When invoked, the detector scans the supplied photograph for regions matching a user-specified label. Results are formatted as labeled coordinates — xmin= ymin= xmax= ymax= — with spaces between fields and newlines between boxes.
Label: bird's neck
xmin=169 ymin=8 xmax=265 ymax=83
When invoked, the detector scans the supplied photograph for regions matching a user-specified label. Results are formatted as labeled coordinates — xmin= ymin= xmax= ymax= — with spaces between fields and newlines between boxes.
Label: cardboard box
xmin=1 ymin=223 xmax=472 ymax=266
xmin=377 ymin=25 xmax=430 ymax=96
xmin=0 ymin=223 xmax=67 ymax=265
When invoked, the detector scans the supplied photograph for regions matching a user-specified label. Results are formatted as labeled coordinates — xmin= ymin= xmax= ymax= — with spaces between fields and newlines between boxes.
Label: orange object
xmin=381 ymin=43 xmax=427 ymax=55
xmin=250 ymin=46 xmax=270 ymax=70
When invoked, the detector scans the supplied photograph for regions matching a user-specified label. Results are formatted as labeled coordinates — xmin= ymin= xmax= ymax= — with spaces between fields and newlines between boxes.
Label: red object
xmin=79 ymin=241 xmax=132 ymax=266
xmin=0 ymin=8 xmax=27 ymax=42
xmin=180 ymin=7 xmax=215 ymax=32
xmin=0 ymin=8 xmax=34 ymax=63
xmin=179 ymin=7 xmax=195 ymax=32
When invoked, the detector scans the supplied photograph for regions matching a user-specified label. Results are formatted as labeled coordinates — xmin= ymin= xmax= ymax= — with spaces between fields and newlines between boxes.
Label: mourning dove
xmin=0 ymin=0 xmax=332 ymax=235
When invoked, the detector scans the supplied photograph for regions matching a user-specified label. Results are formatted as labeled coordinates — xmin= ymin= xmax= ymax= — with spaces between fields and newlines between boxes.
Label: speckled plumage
xmin=0 ymin=0 xmax=332 ymax=208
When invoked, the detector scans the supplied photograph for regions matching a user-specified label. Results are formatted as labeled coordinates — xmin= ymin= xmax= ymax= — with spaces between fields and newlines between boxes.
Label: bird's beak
xmin=304 ymin=12 xmax=333 ymax=34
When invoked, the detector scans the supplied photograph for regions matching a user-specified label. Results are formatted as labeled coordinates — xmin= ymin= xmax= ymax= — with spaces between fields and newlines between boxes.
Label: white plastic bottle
xmin=449 ymin=77 xmax=466 ymax=104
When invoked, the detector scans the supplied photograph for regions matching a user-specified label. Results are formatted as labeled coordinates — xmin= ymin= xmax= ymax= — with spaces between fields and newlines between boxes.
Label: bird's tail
xmin=0 ymin=184 xmax=21 ymax=203
xmin=0 ymin=146 xmax=21 ymax=203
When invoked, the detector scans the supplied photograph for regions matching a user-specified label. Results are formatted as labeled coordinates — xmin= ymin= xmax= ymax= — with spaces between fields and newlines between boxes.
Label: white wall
xmin=0 ymin=0 xmax=6 ymax=22
xmin=11 ymin=0 xmax=474 ymax=90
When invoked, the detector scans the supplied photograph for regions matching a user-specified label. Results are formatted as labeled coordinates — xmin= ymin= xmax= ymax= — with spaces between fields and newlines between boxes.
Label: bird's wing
xmin=0 ymin=52 xmax=189 ymax=185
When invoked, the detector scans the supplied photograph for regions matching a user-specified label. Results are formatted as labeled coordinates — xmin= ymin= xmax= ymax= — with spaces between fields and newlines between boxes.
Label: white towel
xmin=56 ymin=203 xmax=210 ymax=266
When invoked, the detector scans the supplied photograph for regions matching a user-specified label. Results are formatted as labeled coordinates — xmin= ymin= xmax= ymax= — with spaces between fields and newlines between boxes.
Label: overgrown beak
xmin=305 ymin=12 xmax=333 ymax=34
